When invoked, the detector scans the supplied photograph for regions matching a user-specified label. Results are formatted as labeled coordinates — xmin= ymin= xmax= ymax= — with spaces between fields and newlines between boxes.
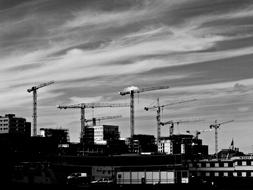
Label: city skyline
xmin=1 ymin=0 xmax=253 ymax=153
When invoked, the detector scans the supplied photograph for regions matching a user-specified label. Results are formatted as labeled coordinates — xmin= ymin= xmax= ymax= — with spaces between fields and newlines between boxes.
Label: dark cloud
xmin=0 ymin=0 xmax=33 ymax=11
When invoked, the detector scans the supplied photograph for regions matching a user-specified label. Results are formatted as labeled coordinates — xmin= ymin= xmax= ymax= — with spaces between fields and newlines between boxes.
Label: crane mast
xmin=119 ymin=85 xmax=170 ymax=138
xmin=130 ymin=91 xmax=134 ymax=138
xmin=209 ymin=120 xmax=234 ymax=155
xmin=27 ymin=81 xmax=54 ymax=136
xmin=156 ymin=98 xmax=161 ymax=143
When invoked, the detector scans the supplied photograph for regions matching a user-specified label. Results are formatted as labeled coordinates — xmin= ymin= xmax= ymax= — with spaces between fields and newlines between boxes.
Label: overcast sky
xmin=1 ymin=0 xmax=253 ymax=154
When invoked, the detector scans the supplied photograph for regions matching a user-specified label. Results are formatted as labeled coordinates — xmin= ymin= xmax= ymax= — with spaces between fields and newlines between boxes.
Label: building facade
xmin=158 ymin=134 xmax=208 ymax=158
xmin=0 ymin=114 xmax=31 ymax=137
xmin=126 ymin=134 xmax=157 ymax=153
xmin=40 ymin=128 xmax=69 ymax=144
xmin=188 ymin=156 xmax=253 ymax=187
xmin=84 ymin=125 xmax=120 ymax=145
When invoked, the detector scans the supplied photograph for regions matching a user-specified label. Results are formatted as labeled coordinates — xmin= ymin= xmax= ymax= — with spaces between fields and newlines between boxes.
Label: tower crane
xmin=119 ymin=85 xmax=170 ymax=138
xmin=85 ymin=115 xmax=122 ymax=126
xmin=27 ymin=81 xmax=55 ymax=136
xmin=160 ymin=119 xmax=203 ymax=137
xmin=209 ymin=120 xmax=234 ymax=155
xmin=144 ymin=98 xmax=196 ymax=142
xmin=57 ymin=103 xmax=129 ymax=141
xmin=186 ymin=129 xmax=213 ymax=139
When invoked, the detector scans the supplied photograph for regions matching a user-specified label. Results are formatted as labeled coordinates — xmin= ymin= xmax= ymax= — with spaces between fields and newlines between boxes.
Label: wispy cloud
xmin=1 ymin=0 xmax=253 ymax=152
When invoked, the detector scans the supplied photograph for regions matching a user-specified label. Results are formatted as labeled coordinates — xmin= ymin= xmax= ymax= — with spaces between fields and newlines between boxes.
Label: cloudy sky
xmin=1 ymin=0 xmax=253 ymax=153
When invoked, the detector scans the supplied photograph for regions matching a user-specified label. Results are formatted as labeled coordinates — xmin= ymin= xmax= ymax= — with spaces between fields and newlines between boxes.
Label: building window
xmin=224 ymin=163 xmax=228 ymax=167
xmin=242 ymin=161 xmax=247 ymax=166
xmin=182 ymin=171 xmax=188 ymax=178
xmin=237 ymin=161 xmax=242 ymax=166
xmin=206 ymin=163 xmax=210 ymax=167
xmin=228 ymin=172 xmax=233 ymax=177
xmin=205 ymin=172 xmax=210 ymax=177
xmin=242 ymin=172 xmax=247 ymax=177
xmin=224 ymin=172 xmax=228 ymax=177
xmin=233 ymin=172 xmax=237 ymax=177
xmin=251 ymin=172 xmax=253 ymax=177
xmin=215 ymin=172 xmax=219 ymax=177
xmin=215 ymin=163 xmax=219 ymax=167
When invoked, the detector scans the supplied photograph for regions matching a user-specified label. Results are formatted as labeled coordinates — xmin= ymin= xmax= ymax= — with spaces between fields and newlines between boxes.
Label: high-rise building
xmin=0 ymin=114 xmax=31 ymax=137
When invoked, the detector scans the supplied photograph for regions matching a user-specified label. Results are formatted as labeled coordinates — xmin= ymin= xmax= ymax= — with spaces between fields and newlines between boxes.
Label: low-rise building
xmin=40 ymin=128 xmax=69 ymax=144
xmin=126 ymin=134 xmax=157 ymax=153
xmin=158 ymin=134 xmax=208 ymax=158
xmin=84 ymin=125 xmax=120 ymax=145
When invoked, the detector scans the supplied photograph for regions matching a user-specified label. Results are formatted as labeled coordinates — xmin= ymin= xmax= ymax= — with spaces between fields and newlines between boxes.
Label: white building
xmin=158 ymin=137 xmax=173 ymax=154
xmin=84 ymin=125 xmax=119 ymax=145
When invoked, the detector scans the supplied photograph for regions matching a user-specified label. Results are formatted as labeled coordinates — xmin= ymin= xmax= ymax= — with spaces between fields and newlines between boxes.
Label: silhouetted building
xmin=127 ymin=134 xmax=157 ymax=153
xmin=217 ymin=140 xmax=244 ymax=159
xmin=81 ymin=125 xmax=125 ymax=155
xmin=0 ymin=114 xmax=31 ymax=137
xmin=158 ymin=134 xmax=208 ymax=158
xmin=40 ymin=128 xmax=69 ymax=144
